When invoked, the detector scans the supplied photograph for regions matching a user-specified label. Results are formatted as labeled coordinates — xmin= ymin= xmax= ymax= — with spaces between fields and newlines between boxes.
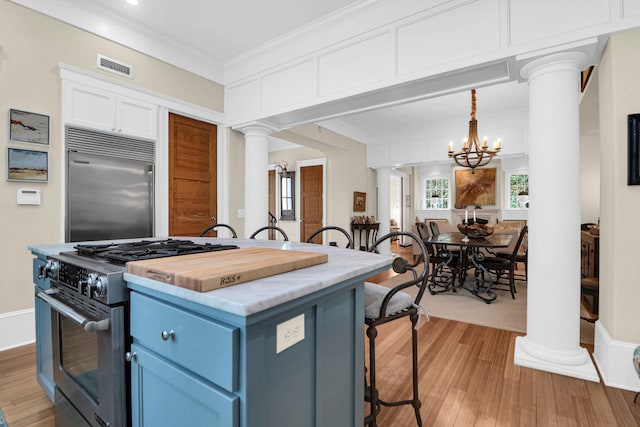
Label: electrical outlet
xmin=276 ymin=314 xmax=305 ymax=354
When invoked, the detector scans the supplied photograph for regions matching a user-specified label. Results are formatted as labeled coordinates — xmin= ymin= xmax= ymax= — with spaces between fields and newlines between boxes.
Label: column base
xmin=514 ymin=336 xmax=600 ymax=382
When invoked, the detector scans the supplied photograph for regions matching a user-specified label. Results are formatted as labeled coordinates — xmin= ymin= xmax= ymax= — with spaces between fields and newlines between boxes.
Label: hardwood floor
xmin=0 ymin=344 xmax=54 ymax=427
xmin=368 ymin=317 xmax=640 ymax=426
xmin=2 ymin=243 xmax=637 ymax=426
xmin=2 ymin=323 xmax=639 ymax=427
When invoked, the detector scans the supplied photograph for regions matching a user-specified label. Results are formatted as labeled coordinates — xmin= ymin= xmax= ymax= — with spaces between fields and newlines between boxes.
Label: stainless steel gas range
xmin=37 ymin=239 xmax=238 ymax=427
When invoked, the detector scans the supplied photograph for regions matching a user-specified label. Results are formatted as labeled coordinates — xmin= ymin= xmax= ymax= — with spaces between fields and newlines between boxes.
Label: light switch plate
xmin=276 ymin=314 xmax=305 ymax=354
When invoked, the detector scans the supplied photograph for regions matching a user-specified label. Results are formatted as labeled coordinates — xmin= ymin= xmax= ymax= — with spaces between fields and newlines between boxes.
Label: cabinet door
xmin=67 ymin=83 xmax=157 ymax=139
xmin=117 ymin=96 xmax=157 ymax=140
xmin=68 ymin=84 xmax=117 ymax=132
xmin=32 ymin=258 xmax=55 ymax=403
xmin=130 ymin=344 xmax=238 ymax=427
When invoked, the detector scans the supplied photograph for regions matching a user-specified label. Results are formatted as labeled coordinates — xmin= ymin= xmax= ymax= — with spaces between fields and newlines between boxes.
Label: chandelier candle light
xmin=448 ymin=89 xmax=501 ymax=173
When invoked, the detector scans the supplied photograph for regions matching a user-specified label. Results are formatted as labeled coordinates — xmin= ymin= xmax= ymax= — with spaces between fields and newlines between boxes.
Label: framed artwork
xmin=7 ymin=148 xmax=49 ymax=182
xmin=628 ymin=114 xmax=640 ymax=185
xmin=454 ymin=168 xmax=496 ymax=208
xmin=353 ymin=191 xmax=366 ymax=212
xmin=9 ymin=109 xmax=50 ymax=145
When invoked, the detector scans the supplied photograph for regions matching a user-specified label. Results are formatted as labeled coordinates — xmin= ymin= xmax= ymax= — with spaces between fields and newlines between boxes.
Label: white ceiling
xmin=18 ymin=0 xmax=532 ymax=148
xmin=56 ymin=0 xmax=363 ymax=62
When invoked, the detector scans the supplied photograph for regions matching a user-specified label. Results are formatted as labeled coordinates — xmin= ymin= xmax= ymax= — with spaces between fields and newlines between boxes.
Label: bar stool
xmin=364 ymin=231 xmax=429 ymax=426
xmin=306 ymin=225 xmax=354 ymax=248
xmin=249 ymin=226 xmax=289 ymax=241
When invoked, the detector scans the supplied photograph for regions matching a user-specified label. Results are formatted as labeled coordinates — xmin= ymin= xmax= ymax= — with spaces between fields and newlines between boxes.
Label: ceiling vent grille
xmin=97 ymin=54 xmax=133 ymax=78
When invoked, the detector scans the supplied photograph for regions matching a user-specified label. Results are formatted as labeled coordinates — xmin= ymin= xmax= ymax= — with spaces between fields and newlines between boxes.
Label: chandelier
xmin=448 ymin=89 xmax=501 ymax=173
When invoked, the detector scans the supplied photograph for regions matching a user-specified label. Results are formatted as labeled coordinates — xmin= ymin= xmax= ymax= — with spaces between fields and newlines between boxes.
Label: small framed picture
xmin=353 ymin=191 xmax=366 ymax=212
xmin=7 ymin=148 xmax=48 ymax=182
xmin=9 ymin=109 xmax=50 ymax=145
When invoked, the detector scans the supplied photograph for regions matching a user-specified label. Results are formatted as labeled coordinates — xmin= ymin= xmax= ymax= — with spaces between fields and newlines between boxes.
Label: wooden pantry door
xmin=168 ymin=113 xmax=217 ymax=236
xmin=300 ymin=165 xmax=323 ymax=242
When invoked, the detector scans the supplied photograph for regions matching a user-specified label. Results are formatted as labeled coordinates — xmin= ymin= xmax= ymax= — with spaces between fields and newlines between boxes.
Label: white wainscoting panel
xmin=623 ymin=0 xmax=640 ymax=17
xmin=510 ymin=0 xmax=610 ymax=46
xmin=0 ymin=309 xmax=35 ymax=352
xmin=318 ymin=32 xmax=392 ymax=97
xmin=397 ymin=0 xmax=501 ymax=76
xmin=390 ymin=141 xmax=429 ymax=166
xmin=226 ymin=78 xmax=261 ymax=124
xmin=367 ymin=144 xmax=392 ymax=169
xmin=262 ymin=59 xmax=317 ymax=112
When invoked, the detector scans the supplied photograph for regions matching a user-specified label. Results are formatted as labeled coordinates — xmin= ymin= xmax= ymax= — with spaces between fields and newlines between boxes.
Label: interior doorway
xmin=299 ymin=164 xmax=323 ymax=242
xmin=390 ymin=172 xmax=408 ymax=245
xmin=168 ymin=113 xmax=217 ymax=236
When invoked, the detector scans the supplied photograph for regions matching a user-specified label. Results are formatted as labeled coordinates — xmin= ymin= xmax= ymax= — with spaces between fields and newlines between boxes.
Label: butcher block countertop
xmin=126 ymin=247 xmax=329 ymax=292
xmin=124 ymin=237 xmax=390 ymax=317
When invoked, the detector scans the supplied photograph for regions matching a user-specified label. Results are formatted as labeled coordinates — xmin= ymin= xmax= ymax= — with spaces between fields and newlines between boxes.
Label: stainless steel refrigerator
xmin=66 ymin=127 xmax=155 ymax=242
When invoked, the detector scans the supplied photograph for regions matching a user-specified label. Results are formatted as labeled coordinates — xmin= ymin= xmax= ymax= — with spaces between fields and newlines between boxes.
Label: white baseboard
xmin=0 ymin=308 xmax=35 ymax=352
xmin=592 ymin=320 xmax=640 ymax=392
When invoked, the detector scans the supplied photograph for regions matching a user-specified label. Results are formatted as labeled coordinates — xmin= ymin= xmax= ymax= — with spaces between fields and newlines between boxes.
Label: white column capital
xmin=520 ymin=51 xmax=589 ymax=82
xmin=375 ymin=166 xmax=392 ymax=175
xmin=515 ymin=37 xmax=603 ymax=82
xmin=235 ymin=121 xmax=279 ymax=137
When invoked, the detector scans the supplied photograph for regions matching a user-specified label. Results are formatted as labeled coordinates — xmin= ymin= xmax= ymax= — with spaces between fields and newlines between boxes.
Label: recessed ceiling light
xmin=126 ymin=0 xmax=139 ymax=5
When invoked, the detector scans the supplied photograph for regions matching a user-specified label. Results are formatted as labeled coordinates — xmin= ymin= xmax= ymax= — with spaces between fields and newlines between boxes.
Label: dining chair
xmin=305 ymin=225 xmax=353 ymax=248
xmin=479 ymin=226 xmax=528 ymax=299
xmin=364 ymin=231 xmax=429 ymax=427
xmin=249 ymin=225 xmax=289 ymax=241
xmin=415 ymin=222 xmax=458 ymax=287
xmin=495 ymin=231 xmax=527 ymax=281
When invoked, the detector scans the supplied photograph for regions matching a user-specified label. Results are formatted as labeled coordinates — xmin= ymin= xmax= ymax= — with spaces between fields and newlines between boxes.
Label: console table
xmin=351 ymin=222 xmax=379 ymax=251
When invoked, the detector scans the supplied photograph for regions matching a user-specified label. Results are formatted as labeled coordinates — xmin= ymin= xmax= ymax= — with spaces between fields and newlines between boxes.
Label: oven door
xmin=37 ymin=291 xmax=127 ymax=427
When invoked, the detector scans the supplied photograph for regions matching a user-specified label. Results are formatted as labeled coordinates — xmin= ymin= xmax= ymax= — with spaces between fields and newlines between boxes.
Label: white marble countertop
xmin=29 ymin=237 xmax=391 ymax=317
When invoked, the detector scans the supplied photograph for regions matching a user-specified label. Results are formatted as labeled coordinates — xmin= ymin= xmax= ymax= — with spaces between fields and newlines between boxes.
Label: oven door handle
xmin=37 ymin=291 xmax=111 ymax=332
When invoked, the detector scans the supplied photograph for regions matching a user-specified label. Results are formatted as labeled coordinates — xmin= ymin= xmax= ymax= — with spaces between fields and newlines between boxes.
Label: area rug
xmin=378 ymin=268 xmax=595 ymax=345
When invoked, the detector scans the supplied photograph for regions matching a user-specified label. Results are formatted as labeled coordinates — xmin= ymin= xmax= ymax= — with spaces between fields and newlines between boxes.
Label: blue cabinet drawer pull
xmin=161 ymin=329 xmax=175 ymax=341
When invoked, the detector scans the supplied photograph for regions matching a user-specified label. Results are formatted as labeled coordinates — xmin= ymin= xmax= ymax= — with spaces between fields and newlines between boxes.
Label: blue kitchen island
xmin=31 ymin=238 xmax=390 ymax=427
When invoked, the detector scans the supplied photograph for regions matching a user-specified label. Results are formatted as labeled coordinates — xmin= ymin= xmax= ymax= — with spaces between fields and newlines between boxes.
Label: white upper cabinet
xmin=67 ymin=83 xmax=157 ymax=140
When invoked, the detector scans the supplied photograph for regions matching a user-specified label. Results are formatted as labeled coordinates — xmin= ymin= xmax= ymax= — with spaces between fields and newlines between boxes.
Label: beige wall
xmin=0 ymin=1 xmax=224 ymax=314
xmin=597 ymin=28 xmax=640 ymax=343
xmin=261 ymin=125 xmax=373 ymax=241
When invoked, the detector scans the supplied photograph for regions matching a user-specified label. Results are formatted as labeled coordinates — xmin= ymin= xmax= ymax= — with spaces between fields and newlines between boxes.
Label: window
xmin=424 ymin=178 xmax=449 ymax=209
xmin=280 ymin=171 xmax=295 ymax=220
xmin=508 ymin=174 xmax=529 ymax=209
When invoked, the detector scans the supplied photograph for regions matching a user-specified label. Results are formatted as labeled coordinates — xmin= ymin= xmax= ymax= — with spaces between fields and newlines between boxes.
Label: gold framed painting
xmin=454 ymin=168 xmax=496 ymax=208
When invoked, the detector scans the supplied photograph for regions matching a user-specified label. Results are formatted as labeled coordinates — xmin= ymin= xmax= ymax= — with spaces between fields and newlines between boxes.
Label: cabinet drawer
xmin=130 ymin=292 xmax=239 ymax=392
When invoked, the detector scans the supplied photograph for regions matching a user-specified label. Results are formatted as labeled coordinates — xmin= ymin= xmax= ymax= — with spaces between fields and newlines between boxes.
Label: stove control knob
xmin=38 ymin=260 xmax=60 ymax=280
xmin=87 ymin=273 xmax=107 ymax=300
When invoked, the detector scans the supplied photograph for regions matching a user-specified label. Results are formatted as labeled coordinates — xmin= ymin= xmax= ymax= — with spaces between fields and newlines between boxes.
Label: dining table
xmin=427 ymin=231 xmax=513 ymax=303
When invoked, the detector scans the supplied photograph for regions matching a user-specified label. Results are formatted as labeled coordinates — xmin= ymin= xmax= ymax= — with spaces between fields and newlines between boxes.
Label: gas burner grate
xmin=74 ymin=239 xmax=239 ymax=264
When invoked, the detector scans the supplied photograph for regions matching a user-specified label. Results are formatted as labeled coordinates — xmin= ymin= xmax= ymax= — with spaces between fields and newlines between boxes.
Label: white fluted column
xmin=376 ymin=167 xmax=391 ymax=255
xmin=514 ymin=52 xmax=599 ymax=381
xmin=240 ymin=125 xmax=272 ymax=238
